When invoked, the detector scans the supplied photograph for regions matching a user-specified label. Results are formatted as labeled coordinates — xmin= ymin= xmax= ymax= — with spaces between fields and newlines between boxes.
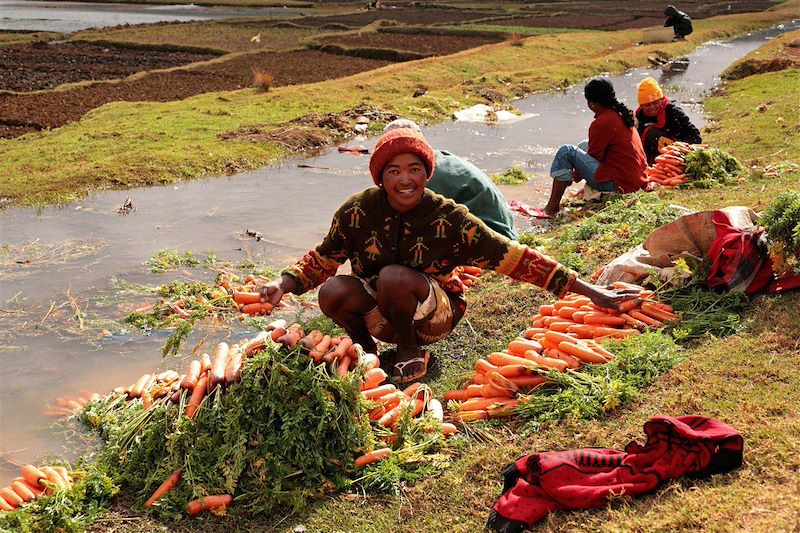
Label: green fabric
xmin=427 ymin=150 xmax=519 ymax=240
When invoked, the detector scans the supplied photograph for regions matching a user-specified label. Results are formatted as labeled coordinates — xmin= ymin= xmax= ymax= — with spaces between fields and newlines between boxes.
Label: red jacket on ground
xmin=588 ymin=108 xmax=647 ymax=193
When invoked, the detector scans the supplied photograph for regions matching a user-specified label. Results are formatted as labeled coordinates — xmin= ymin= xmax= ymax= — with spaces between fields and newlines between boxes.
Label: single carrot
xmin=224 ymin=350 xmax=244 ymax=384
xmin=558 ymin=341 xmax=608 ymax=364
xmin=495 ymin=364 xmax=537 ymax=378
xmin=457 ymin=410 xmax=489 ymax=422
xmin=277 ymin=324 xmax=304 ymax=347
xmin=466 ymin=384 xmax=485 ymax=397
xmin=620 ymin=312 xmax=648 ymax=329
xmin=441 ymin=422 xmax=458 ymax=436
xmin=186 ymin=375 xmax=208 ymax=420
xmin=583 ymin=314 xmax=627 ymax=327
xmin=487 ymin=352 xmax=537 ymax=368
xmin=241 ymin=302 xmax=274 ymax=315
xmin=550 ymin=320 xmax=577 ymax=332
xmin=523 ymin=327 xmax=548 ymax=339
xmin=309 ymin=335 xmax=332 ymax=361
xmin=299 ymin=330 xmax=324 ymax=351
xmin=40 ymin=467 xmax=68 ymax=490
xmin=0 ymin=487 xmax=23 ymax=508
xmin=354 ymin=448 xmax=392 ymax=468
xmin=144 ymin=468 xmax=182 ymax=509
xmin=583 ymin=339 xmax=616 ymax=360
xmin=0 ymin=493 xmax=15 ymax=511
xmin=186 ymin=494 xmax=233 ymax=516
xmin=337 ymin=355 xmax=352 ymax=377
xmin=361 ymin=368 xmax=388 ymax=391
xmin=505 ymin=375 xmax=550 ymax=389
xmin=209 ymin=342 xmax=230 ymax=390
xmin=548 ymin=348 xmax=582 ymax=369
xmin=524 ymin=351 xmax=568 ymax=372
xmin=475 ymin=359 xmax=499 ymax=374
xmin=11 ymin=481 xmax=36 ymax=502
xmin=369 ymin=405 xmax=386 ymax=421
xmin=443 ymin=389 xmax=470 ymax=402
xmin=640 ymin=302 xmax=679 ymax=322
xmin=539 ymin=304 xmax=555 ymax=316
xmin=486 ymin=371 xmax=519 ymax=393
xmin=480 ymin=383 xmax=516 ymax=398
xmin=556 ymin=306 xmax=578 ymax=319
xmin=378 ymin=401 xmax=409 ymax=427
xmin=507 ymin=339 xmax=542 ymax=356
xmin=544 ymin=330 xmax=580 ymax=345
xmin=460 ymin=397 xmax=515 ymax=411
xmin=129 ymin=374 xmax=151 ymax=399
xmin=232 ymin=291 xmax=261 ymax=304
xmin=21 ymin=465 xmax=46 ymax=489
xmin=332 ymin=337 xmax=354 ymax=361
xmin=361 ymin=383 xmax=396 ymax=400
xmin=628 ymin=309 xmax=662 ymax=327
xmin=270 ymin=326 xmax=287 ymax=342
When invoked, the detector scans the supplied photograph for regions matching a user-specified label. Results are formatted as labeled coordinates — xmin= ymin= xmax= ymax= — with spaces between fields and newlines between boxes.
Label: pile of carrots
xmin=443 ymin=282 xmax=680 ymax=422
xmin=0 ymin=464 xmax=74 ymax=512
xmin=141 ymin=468 xmax=233 ymax=516
xmin=644 ymin=141 xmax=705 ymax=188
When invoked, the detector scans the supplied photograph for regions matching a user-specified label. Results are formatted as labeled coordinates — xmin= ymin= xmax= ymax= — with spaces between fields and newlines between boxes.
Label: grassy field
xmin=0 ymin=31 xmax=62 ymax=47
xmin=0 ymin=2 xmax=797 ymax=207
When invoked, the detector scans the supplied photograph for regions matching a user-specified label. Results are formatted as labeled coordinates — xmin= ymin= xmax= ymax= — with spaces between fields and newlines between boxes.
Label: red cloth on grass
xmin=487 ymin=416 xmax=743 ymax=532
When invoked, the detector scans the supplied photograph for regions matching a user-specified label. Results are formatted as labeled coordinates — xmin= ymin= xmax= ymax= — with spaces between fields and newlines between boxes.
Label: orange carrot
xmin=475 ymin=359 xmax=499 ymax=374
xmin=539 ymin=304 xmax=555 ymax=316
xmin=309 ymin=335 xmax=333 ymax=361
xmin=486 ymin=371 xmax=519 ymax=393
xmin=466 ymin=384 xmax=485 ymax=397
xmin=200 ymin=353 xmax=212 ymax=374
xmin=380 ymin=391 xmax=406 ymax=411
xmin=628 ymin=309 xmax=662 ymax=327
xmin=40 ymin=467 xmax=67 ymax=490
xmin=270 ymin=326 xmax=287 ymax=342
xmin=129 ymin=374 xmax=151 ymax=399
xmin=558 ymin=341 xmax=608 ymax=364
xmin=583 ymin=314 xmax=627 ymax=327
xmin=186 ymin=375 xmax=208 ymax=419
xmin=378 ymin=401 xmax=409 ymax=426
xmin=487 ymin=399 xmax=520 ymax=418
xmin=332 ymin=337 xmax=354 ymax=360
xmin=11 ymin=481 xmax=36 ymax=502
xmin=299 ymin=330 xmax=324 ymax=351
xmin=441 ymin=422 xmax=458 ymax=436
xmin=557 ymin=306 xmax=578 ymax=319
xmin=186 ymin=494 xmax=233 ymax=516
xmin=0 ymin=488 xmax=23 ymax=508
xmin=487 ymin=352 xmax=537 ymax=368
xmin=53 ymin=467 xmax=72 ymax=486
xmin=337 ymin=355 xmax=352 ymax=377
xmin=369 ymin=405 xmax=386 ymax=421
xmin=507 ymin=339 xmax=542 ymax=356
xmin=361 ymin=368 xmax=388 ymax=390
xmin=444 ymin=389 xmax=470 ymax=402
xmin=640 ymin=302 xmax=679 ymax=322
xmin=232 ymin=291 xmax=261 ymax=304
xmin=209 ymin=342 xmax=230 ymax=390
xmin=277 ymin=324 xmax=304 ymax=347
xmin=0 ymin=493 xmax=15 ymax=511
xmin=21 ymin=465 xmax=46 ymax=489
xmin=524 ymin=351 xmax=568 ymax=372
xmin=460 ymin=397 xmax=514 ymax=411
xmin=457 ymin=410 xmax=489 ymax=422
xmin=495 ymin=364 xmax=537 ymax=378
xmin=355 ymin=448 xmax=392 ymax=468
xmin=224 ymin=350 xmax=244 ymax=384
xmin=361 ymin=384 xmax=396 ymax=400
xmin=480 ymin=383 xmax=516 ymax=398
xmin=472 ymin=372 xmax=489 ymax=385
xmin=144 ymin=469 xmax=182 ymax=509
xmin=620 ymin=312 xmax=648 ymax=329
xmin=523 ymin=327 xmax=548 ymax=339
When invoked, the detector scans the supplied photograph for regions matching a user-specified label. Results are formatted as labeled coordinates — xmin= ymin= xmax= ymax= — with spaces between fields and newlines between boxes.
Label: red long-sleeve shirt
xmin=587 ymin=108 xmax=647 ymax=193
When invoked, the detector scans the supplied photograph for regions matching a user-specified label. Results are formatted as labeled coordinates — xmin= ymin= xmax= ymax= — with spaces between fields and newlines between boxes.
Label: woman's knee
xmin=376 ymin=265 xmax=428 ymax=300
xmin=318 ymin=276 xmax=359 ymax=315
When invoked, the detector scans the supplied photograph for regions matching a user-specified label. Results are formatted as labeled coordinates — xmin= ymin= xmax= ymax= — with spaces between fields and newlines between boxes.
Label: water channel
xmin=0 ymin=19 xmax=797 ymax=484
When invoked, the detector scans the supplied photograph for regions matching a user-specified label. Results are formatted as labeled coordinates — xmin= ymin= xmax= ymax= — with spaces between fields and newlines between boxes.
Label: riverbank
xmin=0 ymin=1 xmax=797 ymax=207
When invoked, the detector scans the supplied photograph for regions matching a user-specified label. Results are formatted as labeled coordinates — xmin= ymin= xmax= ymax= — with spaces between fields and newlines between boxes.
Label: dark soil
xmin=0 ymin=50 xmax=391 ymax=138
xmin=316 ymin=31 xmax=503 ymax=55
xmin=287 ymin=7 xmax=495 ymax=28
xmin=490 ymin=13 xmax=638 ymax=30
xmin=0 ymin=41 xmax=217 ymax=92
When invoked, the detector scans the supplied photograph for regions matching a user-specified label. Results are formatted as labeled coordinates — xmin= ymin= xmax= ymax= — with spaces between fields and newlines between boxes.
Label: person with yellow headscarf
xmin=635 ymin=76 xmax=702 ymax=165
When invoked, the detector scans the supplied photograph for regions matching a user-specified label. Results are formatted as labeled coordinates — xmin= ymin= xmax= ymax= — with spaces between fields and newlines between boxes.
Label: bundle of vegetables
xmin=0 ymin=465 xmax=74 ymax=512
xmin=760 ymin=191 xmax=800 ymax=275
xmin=443 ymin=283 xmax=680 ymax=422
xmin=124 ymin=280 xmax=237 ymax=328
xmin=644 ymin=141 xmax=701 ymax=188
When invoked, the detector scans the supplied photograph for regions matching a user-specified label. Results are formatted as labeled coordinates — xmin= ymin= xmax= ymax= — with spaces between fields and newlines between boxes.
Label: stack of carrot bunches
xmin=0 ymin=465 xmax=74 ymax=512
xmin=444 ymin=282 xmax=680 ymax=422
xmin=644 ymin=141 xmax=706 ymax=188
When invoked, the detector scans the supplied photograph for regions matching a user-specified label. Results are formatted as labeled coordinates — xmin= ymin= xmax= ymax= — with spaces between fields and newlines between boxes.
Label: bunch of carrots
xmin=444 ymin=282 xmax=680 ymax=422
xmin=142 ymin=468 xmax=232 ymax=516
xmin=645 ymin=141 xmax=706 ymax=188
xmin=0 ymin=464 xmax=74 ymax=512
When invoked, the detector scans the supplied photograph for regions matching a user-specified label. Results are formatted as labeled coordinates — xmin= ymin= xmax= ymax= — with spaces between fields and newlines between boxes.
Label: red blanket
xmin=487 ymin=416 xmax=743 ymax=532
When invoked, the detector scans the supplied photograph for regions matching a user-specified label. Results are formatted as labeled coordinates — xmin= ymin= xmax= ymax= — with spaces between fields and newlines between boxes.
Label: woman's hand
xmin=259 ymin=274 xmax=297 ymax=307
xmin=571 ymin=279 xmax=640 ymax=311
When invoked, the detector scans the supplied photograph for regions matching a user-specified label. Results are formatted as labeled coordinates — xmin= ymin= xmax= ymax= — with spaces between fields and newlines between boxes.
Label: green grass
xmin=1 ymin=2 xmax=797 ymax=207
xmin=490 ymin=166 xmax=529 ymax=184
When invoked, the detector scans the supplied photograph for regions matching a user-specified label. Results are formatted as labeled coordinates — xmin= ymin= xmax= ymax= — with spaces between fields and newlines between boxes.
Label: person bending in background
xmin=538 ymin=78 xmax=647 ymax=218
xmin=259 ymin=128 xmax=637 ymax=383
xmin=664 ymin=5 xmax=693 ymax=41
xmin=635 ymin=77 xmax=702 ymax=165
xmin=382 ymin=119 xmax=518 ymax=240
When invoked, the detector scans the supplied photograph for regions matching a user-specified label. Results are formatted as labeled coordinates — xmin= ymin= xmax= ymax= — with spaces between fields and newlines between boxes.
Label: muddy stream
xmin=0 ymin=20 xmax=797 ymax=483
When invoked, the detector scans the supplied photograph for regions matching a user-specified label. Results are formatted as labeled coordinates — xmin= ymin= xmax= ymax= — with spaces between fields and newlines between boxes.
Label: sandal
xmin=392 ymin=351 xmax=431 ymax=384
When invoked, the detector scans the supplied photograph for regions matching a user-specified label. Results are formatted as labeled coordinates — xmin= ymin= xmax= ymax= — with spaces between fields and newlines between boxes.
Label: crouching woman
xmin=260 ymin=128 xmax=637 ymax=382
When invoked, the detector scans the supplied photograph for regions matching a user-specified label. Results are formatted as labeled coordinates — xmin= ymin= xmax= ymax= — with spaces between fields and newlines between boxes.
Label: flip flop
xmin=392 ymin=351 xmax=431 ymax=384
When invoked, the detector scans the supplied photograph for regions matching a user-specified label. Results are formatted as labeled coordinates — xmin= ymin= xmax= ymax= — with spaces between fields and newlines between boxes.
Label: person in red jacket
xmin=538 ymin=78 xmax=647 ymax=218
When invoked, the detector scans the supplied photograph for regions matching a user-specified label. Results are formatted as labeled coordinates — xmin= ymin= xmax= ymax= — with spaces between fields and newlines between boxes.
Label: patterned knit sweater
xmin=282 ymin=188 xmax=577 ymax=299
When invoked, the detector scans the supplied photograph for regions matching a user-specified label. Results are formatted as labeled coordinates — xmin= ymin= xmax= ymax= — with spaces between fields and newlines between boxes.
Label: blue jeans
xmin=549 ymin=140 xmax=615 ymax=192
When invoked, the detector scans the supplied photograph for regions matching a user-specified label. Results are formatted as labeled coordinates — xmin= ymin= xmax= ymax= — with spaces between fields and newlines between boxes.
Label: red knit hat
xmin=369 ymin=127 xmax=436 ymax=185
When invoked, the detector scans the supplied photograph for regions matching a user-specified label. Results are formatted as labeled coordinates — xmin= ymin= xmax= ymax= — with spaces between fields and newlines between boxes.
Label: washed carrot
xmin=460 ymin=397 xmax=514 ymax=411
xmin=628 ymin=309 xmax=662 ymax=327
xmin=480 ymin=383 xmax=516 ymax=398
xmin=472 ymin=372 xmax=489 ymax=385
xmin=505 ymin=375 xmax=550 ymax=388
xmin=0 ymin=488 xmax=23 ymax=508
xmin=548 ymin=349 xmax=582 ymax=369
xmin=40 ymin=467 xmax=67 ymax=490
xmin=378 ymin=401 xmax=409 ymax=427
xmin=444 ymin=389 xmax=470 ymax=402
xmin=144 ymin=468 xmax=182 ymax=509
xmin=466 ymin=384 xmax=485 ymax=397
xmin=362 ymin=384 xmax=397 ymax=400
xmin=337 ymin=355 xmax=352 ymax=377
xmin=232 ymin=291 xmax=261 ymax=304
xmin=186 ymin=494 xmax=233 ymax=516
xmin=0 ymin=494 xmax=15 ymax=511
xmin=539 ymin=304 xmax=555 ymax=316
xmin=186 ymin=375 xmax=208 ymax=419
xmin=583 ymin=314 xmax=627 ymax=327
xmin=21 ymin=465 xmax=46 ymax=489
xmin=523 ymin=327 xmax=548 ymax=339
xmin=299 ymin=330 xmax=324 ymax=351
xmin=270 ymin=326 xmax=287 ymax=342
xmin=277 ymin=324 xmax=304 ymax=347
xmin=129 ymin=374 xmax=151 ymax=399
xmin=620 ymin=312 xmax=648 ymax=329
xmin=525 ymin=351 xmax=568 ymax=372
xmin=640 ymin=302 xmax=679 ymax=322
xmin=355 ymin=448 xmax=392 ymax=468
xmin=475 ymin=359 xmax=499 ymax=374
xmin=332 ymin=337 xmax=353 ymax=361
xmin=558 ymin=341 xmax=608 ymax=364
xmin=457 ymin=410 xmax=489 ymax=422
xmin=208 ymin=342 xmax=230 ymax=390
xmin=11 ymin=481 xmax=36 ymax=502
xmin=309 ymin=335 xmax=332 ymax=361
xmin=369 ymin=405 xmax=386 ymax=421
xmin=486 ymin=372 xmax=519 ymax=393
xmin=241 ymin=302 xmax=274 ymax=315
xmin=618 ymin=298 xmax=643 ymax=312
xmin=495 ymin=364 xmax=537 ymax=378
xmin=441 ymin=422 xmax=458 ymax=436
xmin=557 ymin=306 xmax=578 ymax=319
xmin=224 ymin=350 xmax=244 ymax=384
xmin=487 ymin=352 xmax=536 ymax=368
xmin=507 ymin=339 xmax=542 ymax=356
xmin=427 ymin=399 xmax=444 ymax=422
xmin=361 ymin=368 xmax=388 ymax=390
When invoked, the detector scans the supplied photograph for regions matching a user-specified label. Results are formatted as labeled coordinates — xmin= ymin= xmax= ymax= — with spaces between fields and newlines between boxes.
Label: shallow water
xmin=0 ymin=0 xmax=305 ymax=32
xmin=0 ymin=20 xmax=797 ymax=483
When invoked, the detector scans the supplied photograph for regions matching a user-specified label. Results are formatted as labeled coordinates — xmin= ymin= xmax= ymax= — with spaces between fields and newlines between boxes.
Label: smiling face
xmin=380 ymin=152 xmax=428 ymax=213
xmin=641 ymin=98 xmax=663 ymax=117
